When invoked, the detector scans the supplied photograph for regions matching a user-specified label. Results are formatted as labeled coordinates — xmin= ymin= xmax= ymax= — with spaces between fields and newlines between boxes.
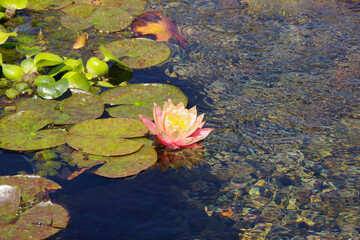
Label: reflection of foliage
xmin=157 ymin=147 xmax=204 ymax=171
xmin=0 ymin=175 xmax=69 ymax=240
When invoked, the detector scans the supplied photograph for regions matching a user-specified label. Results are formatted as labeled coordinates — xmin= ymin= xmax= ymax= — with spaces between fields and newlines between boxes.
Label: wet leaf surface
xmin=100 ymin=83 xmax=188 ymax=119
xmin=97 ymin=38 xmax=171 ymax=69
xmin=27 ymin=0 xmax=73 ymax=10
xmin=16 ymin=89 xmax=105 ymax=124
xmin=71 ymin=145 xmax=157 ymax=178
xmin=90 ymin=7 xmax=133 ymax=32
xmin=66 ymin=118 xmax=148 ymax=156
xmin=0 ymin=175 xmax=68 ymax=240
xmin=0 ymin=111 xmax=66 ymax=151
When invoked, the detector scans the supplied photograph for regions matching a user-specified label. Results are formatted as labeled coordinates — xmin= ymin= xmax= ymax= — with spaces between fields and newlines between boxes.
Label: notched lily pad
xmin=97 ymin=38 xmax=171 ymax=69
xmin=0 ymin=111 xmax=66 ymax=151
xmin=0 ymin=175 xmax=68 ymax=240
xmin=66 ymin=118 xmax=148 ymax=156
xmin=100 ymin=83 xmax=188 ymax=119
xmin=71 ymin=145 xmax=157 ymax=178
xmin=16 ymin=89 xmax=104 ymax=124
xmin=91 ymin=7 xmax=133 ymax=32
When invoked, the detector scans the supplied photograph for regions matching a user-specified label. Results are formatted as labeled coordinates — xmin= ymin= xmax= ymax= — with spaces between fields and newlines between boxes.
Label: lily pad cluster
xmin=0 ymin=175 xmax=69 ymax=240
xmin=0 ymin=83 xmax=187 ymax=177
xmin=59 ymin=0 xmax=147 ymax=32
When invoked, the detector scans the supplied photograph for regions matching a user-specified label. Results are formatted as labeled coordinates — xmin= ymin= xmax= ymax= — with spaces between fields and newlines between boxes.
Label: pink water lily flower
xmin=139 ymin=99 xmax=213 ymax=149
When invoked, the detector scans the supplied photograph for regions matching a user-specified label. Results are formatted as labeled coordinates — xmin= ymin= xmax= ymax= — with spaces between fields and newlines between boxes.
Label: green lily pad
xmin=16 ymin=89 xmax=105 ymax=124
xmin=0 ymin=111 xmax=66 ymax=151
xmin=0 ymin=175 xmax=68 ymax=240
xmin=60 ymin=14 xmax=94 ymax=32
xmin=27 ymin=0 xmax=73 ymax=10
xmin=97 ymin=38 xmax=171 ymax=69
xmin=90 ymin=7 xmax=133 ymax=33
xmin=66 ymin=118 xmax=148 ymax=156
xmin=100 ymin=83 xmax=188 ymax=119
xmin=71 ymin=145 xmax=157 ymax=178
xmin=37 ymin=77 xmax=69 ymax=99
xmin=62 ymin=3 xmax=96 ymax=18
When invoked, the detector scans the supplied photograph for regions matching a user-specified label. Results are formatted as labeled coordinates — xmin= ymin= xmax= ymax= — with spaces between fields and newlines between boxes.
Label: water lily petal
xmin=139 ymin=115 xmax=157 ymax=135
xmin=153 ymin=102 xmax=164 ymax=131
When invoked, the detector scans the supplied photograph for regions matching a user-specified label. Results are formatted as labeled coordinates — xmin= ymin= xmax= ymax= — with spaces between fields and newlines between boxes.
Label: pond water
xmin=1 ymin=0 xmax=360 ymax=239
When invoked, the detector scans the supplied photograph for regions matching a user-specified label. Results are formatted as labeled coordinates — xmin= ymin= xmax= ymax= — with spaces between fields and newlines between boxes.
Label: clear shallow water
xmin=1 ymin=0 xmax=360 ymax=239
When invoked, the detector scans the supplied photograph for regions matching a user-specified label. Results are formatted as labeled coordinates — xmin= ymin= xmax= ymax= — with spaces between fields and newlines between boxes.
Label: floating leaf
xmin=0 ymin=31 xmax=17 ymax=44
xmin=73 ymin=33 xmax=88 ymax=49
xmin=62 ymin=3 xmax=96 ymax=18
xmin=34 ymin=52 xmax=64 ymax=68
xmin=62 ymin=71 xmax=90 ymax=91
xmin=34 ymin=75 xmax=56 ymax=87
xmin=0 ymin=175 xmax=68 ymax=240
xmin=0 ymin=185 xmax=20 ymax=224
xmin=16 ymin=89 xmax=104 ymax=124
xmin=60 ymin=14 xmax=93 ymax=32
xmin=27 ymin=0 xmax=73 ymax=10
xmin=66 ymin=118 xmax=148 ymax=156
xmin=37 ymin=77 xmax=69 ymax=99
xmin=131 ymin=10 xmax=187 ymax=48
xmin=97 ymin=38 xmax=171 ymax=69
xmin=0 ymin=175 xmax=62 ymax=203
xmin=71 ymin=145 xmax=157 ymax=178
xmin=90 ymin=7 xmax=133 ymax=33
xmin=0 ymin=111 xmax=66 ymax=151
xmin=102 ymin=0 xmax=147 ymax=12
xmin=100 ymin=83 xmax=188 ymax=119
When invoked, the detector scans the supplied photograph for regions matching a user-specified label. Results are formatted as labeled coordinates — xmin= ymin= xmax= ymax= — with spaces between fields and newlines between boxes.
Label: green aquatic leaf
xmin=0 ymin=185 xmax=20 ymax=225
xmin=0 ymin=0 xmax=28 ymax=9
xmin=100 ymin=83 xmax=188 ymax=119
xmin=62 ymin=3 xmax=96 ymax=18
xmin=16 ymin=44 xmax=43 ymax=56
xmin=66 ymin=118 xmax=148 ymax=156
xmin=37 ymin=77 xmax=69 ymax=99
xmin=34 ymin=75 xmax=56 ymax=87
xmin=62 ymin=71 xmax=90 ymax=91
xmin=0 ymin=175 xmax=68 ymax=240
xmin=0 ymin=31 xmax=17 ymax=44
xmin=27 ymin=0 xmax=73 ymax=10
xmin=34 ymin=52 xmax=64 ymax=68
xmin=97 ymin=38 xmax=171 ymax=69
xmin=0 ymin=111 xmax=66 ymax=151
xmin=71 ymin=145 xmax=157 ymax=178
xmin=16 ymin=89 xmax=105 ymax=124
xmin=60 ymin=14 xmax=93 ymax=32
xmin=0 ymin=175 xmax=62 ymax=203
xmin=90 ymin=7 xmax=133 ymax=33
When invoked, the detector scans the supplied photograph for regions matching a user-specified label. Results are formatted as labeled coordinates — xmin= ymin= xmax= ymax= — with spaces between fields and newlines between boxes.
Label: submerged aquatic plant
xmin=139 ymin=99 xmax=213 ymax=149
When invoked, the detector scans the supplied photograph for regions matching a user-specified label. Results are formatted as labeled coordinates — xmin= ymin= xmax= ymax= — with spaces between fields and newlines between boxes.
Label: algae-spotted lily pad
xmin=0 ymin=175 xmax=61 ymax=203
xmin=71 ymin=145 xmax=157 ymax=178
xmin=60 ymin=14 xmax=94 ymax=32
xmin=66 ymin=118 xmax=148 ymax=156
xmin=91 ymin=7 xmax=133 ymax=32
xmin=16 ymin=89 xmax=104 ymax=124
xmin=0 ymin=111 xmax=66 ymax=151
xmin=27 ymin=0 xmax=73 ymax=10
xmin=100 ymin=83 xmax=188 ymax=119
xmin=0 ymin=175 xmax=69 ymax=240
xmin=97 ymin=38 xmax=171 ymax=69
